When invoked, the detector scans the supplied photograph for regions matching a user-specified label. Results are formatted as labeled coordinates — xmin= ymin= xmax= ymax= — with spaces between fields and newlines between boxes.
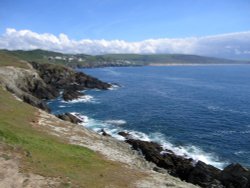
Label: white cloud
xmin=1 ymin=28 xmax=250 ymax=59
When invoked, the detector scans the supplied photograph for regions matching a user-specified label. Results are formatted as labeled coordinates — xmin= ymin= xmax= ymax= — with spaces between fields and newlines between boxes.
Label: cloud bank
xmin=1 ymin=28 xmax=250 ymax=59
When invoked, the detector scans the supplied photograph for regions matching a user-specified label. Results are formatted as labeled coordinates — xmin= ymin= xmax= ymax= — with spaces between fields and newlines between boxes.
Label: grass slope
xmin=0 ymin=50 xmax=30 ymax=69
xmin=0 ymin=87 xmax=141 ymax=187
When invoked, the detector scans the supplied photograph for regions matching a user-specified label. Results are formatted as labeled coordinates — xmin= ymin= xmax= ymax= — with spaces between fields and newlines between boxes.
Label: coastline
xmin=1 ymin=61 xmax=250 ymax=188
xmin=148 ymin=63 xmax=250 ymax=66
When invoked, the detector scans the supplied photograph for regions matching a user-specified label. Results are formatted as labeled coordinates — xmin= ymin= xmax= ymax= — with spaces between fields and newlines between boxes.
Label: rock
xmin=64 ymin=84 xmax=86 ymax=91
xmin=0 ymin=66 xmax=54 ymax=112
xmin=0 ymin=61 xmax=111 ymax=112
xmin=62 ymin=90 xmax=84 ymax=101
xmin=118 ymin=131 xmax=131 ymax=139
xmin=126 ymin=139 xmax=175 ymax=170
xmin=125 ymin=139 xmax=228 ymax=188
xmin=220 ymin=163 xmax=250 ymax=188
xmin=187 ymin=161 xmax=222 ymax=187
xmin=153 ymin=166 xmax=168 ymax=174
xmin=57 ymin=113 xmax=82 ymax=124
xmin=22 ymin=94 xmax=51 ymax=112
xmin=30 ymin=62 xmax=111 ymax=90
xmin=100 ymin=129 xmax=111 ymax=137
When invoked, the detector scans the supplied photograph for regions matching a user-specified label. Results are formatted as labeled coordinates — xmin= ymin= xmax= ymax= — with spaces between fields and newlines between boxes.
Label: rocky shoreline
xmin=117 ymin=132 xmax=250 ymax=188
xmin=1 ymin=61 xmax=250 ymax=188
xmin=0 ymin=61 xmax=111 ymax=112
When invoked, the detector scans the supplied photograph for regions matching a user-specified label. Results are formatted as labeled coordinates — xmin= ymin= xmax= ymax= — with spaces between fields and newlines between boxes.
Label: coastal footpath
xmin=0 ymin=53 xmax=250 ymax=187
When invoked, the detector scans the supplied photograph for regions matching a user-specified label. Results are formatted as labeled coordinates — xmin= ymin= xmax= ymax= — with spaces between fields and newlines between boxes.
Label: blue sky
xmin=0 ymin=0 xmax=250 ymax=58
xmin=0 ymin=0 xmax=249 ymax=41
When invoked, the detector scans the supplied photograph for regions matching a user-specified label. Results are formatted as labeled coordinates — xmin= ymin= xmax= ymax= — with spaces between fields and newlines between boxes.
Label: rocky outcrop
xmin=0 ymin=66 xmax=58 ymax=112
xmin=0 ymin=62 xmax=111 ymax=110
xmin=118 ymin=131 xmax=131 ymax=139
xmin=56 ymin=113 xmax=83 ymax=124
xmin=30 ymin=62 xmax=111 ymax=90
xmin=124 ymin=138 xmax=250 ymax=188
xmin=62 ymin=90 xmax=84 ymax=101
xmin=220 ymin=163 xmax=250 ymax=188
xmin=100 ymin=129 xmax=111 ymax=137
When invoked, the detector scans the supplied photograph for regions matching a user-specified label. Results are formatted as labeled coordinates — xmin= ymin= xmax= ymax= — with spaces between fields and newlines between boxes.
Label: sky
xmin=0 ymin=0 xmax=250 ymax=59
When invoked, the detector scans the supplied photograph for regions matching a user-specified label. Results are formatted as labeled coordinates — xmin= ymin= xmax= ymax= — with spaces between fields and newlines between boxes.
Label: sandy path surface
xmin=0 ymin=145 xmax=59 ymax=188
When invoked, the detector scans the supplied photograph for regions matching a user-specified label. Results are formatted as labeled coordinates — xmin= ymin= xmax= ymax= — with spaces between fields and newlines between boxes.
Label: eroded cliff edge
xmin=0 ymin=61 xmax=111 ymax=112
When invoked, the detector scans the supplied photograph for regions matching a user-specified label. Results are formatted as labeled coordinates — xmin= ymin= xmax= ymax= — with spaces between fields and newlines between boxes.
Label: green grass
xmin=0 ymin=88 xmax=141 ymax=187
xmin=0 ymin=51 xmax=30 ymax=69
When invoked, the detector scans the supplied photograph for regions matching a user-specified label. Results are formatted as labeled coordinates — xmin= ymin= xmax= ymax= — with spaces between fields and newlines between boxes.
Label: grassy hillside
xmin=0 ymin=50 xmax=30 ymax=69
xmin=0 ymin=87 xmax=141 ymax=187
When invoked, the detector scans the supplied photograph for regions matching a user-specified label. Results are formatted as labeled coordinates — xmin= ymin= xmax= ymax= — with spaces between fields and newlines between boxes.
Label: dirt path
xmin=0 ymin=144 xmax=59 ymax=188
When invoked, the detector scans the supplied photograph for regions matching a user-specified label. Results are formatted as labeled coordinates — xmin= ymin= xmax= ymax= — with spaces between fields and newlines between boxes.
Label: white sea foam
xmin=62 ymin=95 xmax=97 ymax=103
xmin=147 ymin=132 xmax=227 ymax=169
xmin=59 ymin=105 xmax=66 ymax=108
xmin=234 ymin=151 xmax=250 ymax=156
xmin=108 ymin=84 xmax=120 ymax=90
xmin=70 ymin=112 xmax=89 ymax=124
xmin=73 ymin=112 xmax=227 ymax=169
xmin=104 ymin=119 xmax=127 ymax=126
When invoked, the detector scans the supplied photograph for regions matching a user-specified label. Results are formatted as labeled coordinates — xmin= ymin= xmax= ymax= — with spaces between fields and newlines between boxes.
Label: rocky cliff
xmin=0 ymin=62 xmax=111 ymax=111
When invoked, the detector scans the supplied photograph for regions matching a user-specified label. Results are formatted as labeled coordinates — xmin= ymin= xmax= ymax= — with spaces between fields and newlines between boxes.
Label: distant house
xmin=55 ymin=56 xmax=62 ymax=60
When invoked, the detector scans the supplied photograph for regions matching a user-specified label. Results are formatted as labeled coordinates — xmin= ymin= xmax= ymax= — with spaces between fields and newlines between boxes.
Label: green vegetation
xmin=101 ymin=53 xmax=249 ymax=64
xmin=2 ymin=49 xmax=248 ymax=68
xmin=0 ymin=50 xmax=30 ymax=69
xmin=0 ymin=87 xmax=140 ymax=187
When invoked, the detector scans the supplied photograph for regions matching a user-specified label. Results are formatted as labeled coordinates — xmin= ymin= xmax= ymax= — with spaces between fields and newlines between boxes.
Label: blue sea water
xmin=48 ymin=65 xmax=250 ymax=169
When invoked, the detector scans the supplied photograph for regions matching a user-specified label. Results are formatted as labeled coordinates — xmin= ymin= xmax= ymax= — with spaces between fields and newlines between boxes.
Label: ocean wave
xmin=70 ymin=112 xmax=89 ymax=124
xmin=108 ymin=84 xmax=120 ymax=90
xmin=62 ymin=95 xmax=98 ymax=103
xmin=138 ymin=132 xmax=227 ymax=169
xmin=234 ymin=151 xmax=250 ymax=156
xmin=104 ymin=119 xmax=127 ymax=126
xmin=207 ymin=105 xmax=250 ymax=115
xmin=72 ymin=112 xmax=227 ymax=169
xmin=212 ymin=130 xmax=250 ymax=136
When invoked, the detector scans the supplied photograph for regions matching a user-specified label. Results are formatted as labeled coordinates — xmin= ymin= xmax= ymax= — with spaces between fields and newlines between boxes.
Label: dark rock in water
xmin=187 ymin=161 xmax=222 ymax=187
xmin=126 ymin=139 xmax=237 ymax=188
xmin=220 ymin=163 xmax=250 ymax=188
xmin=118 ymin=131 xmax=131 ymax=139
xmin=126 ymin=139 xmax=175 ymax=169
xmin=100 ymin=129 xmax=111 ymax=137
xmin=57 ymin=113 xmax=82 ymax=124
xmin=62 ymin=90 xmax=84 ymax=101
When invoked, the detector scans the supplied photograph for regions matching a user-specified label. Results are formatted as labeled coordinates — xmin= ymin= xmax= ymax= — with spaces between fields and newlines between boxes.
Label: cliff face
xmin=30 ymin=61 xmax=111 ymax=90
xmin=0 ymin=62 xmax=111 ymax=111
xmin=0 ymin=66 xmax=56 ymax=112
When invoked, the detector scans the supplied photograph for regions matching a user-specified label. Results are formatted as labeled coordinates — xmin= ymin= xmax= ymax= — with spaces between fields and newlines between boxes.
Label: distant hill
xmin=0 ymin=49 xmax=249 ymax=68
xmin=101 ymin=54 xmax=249 ymax=65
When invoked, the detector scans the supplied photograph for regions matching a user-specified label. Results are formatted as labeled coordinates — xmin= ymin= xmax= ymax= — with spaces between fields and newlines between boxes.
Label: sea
xmin=48 ymin=65 xmax=250 ymax=169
